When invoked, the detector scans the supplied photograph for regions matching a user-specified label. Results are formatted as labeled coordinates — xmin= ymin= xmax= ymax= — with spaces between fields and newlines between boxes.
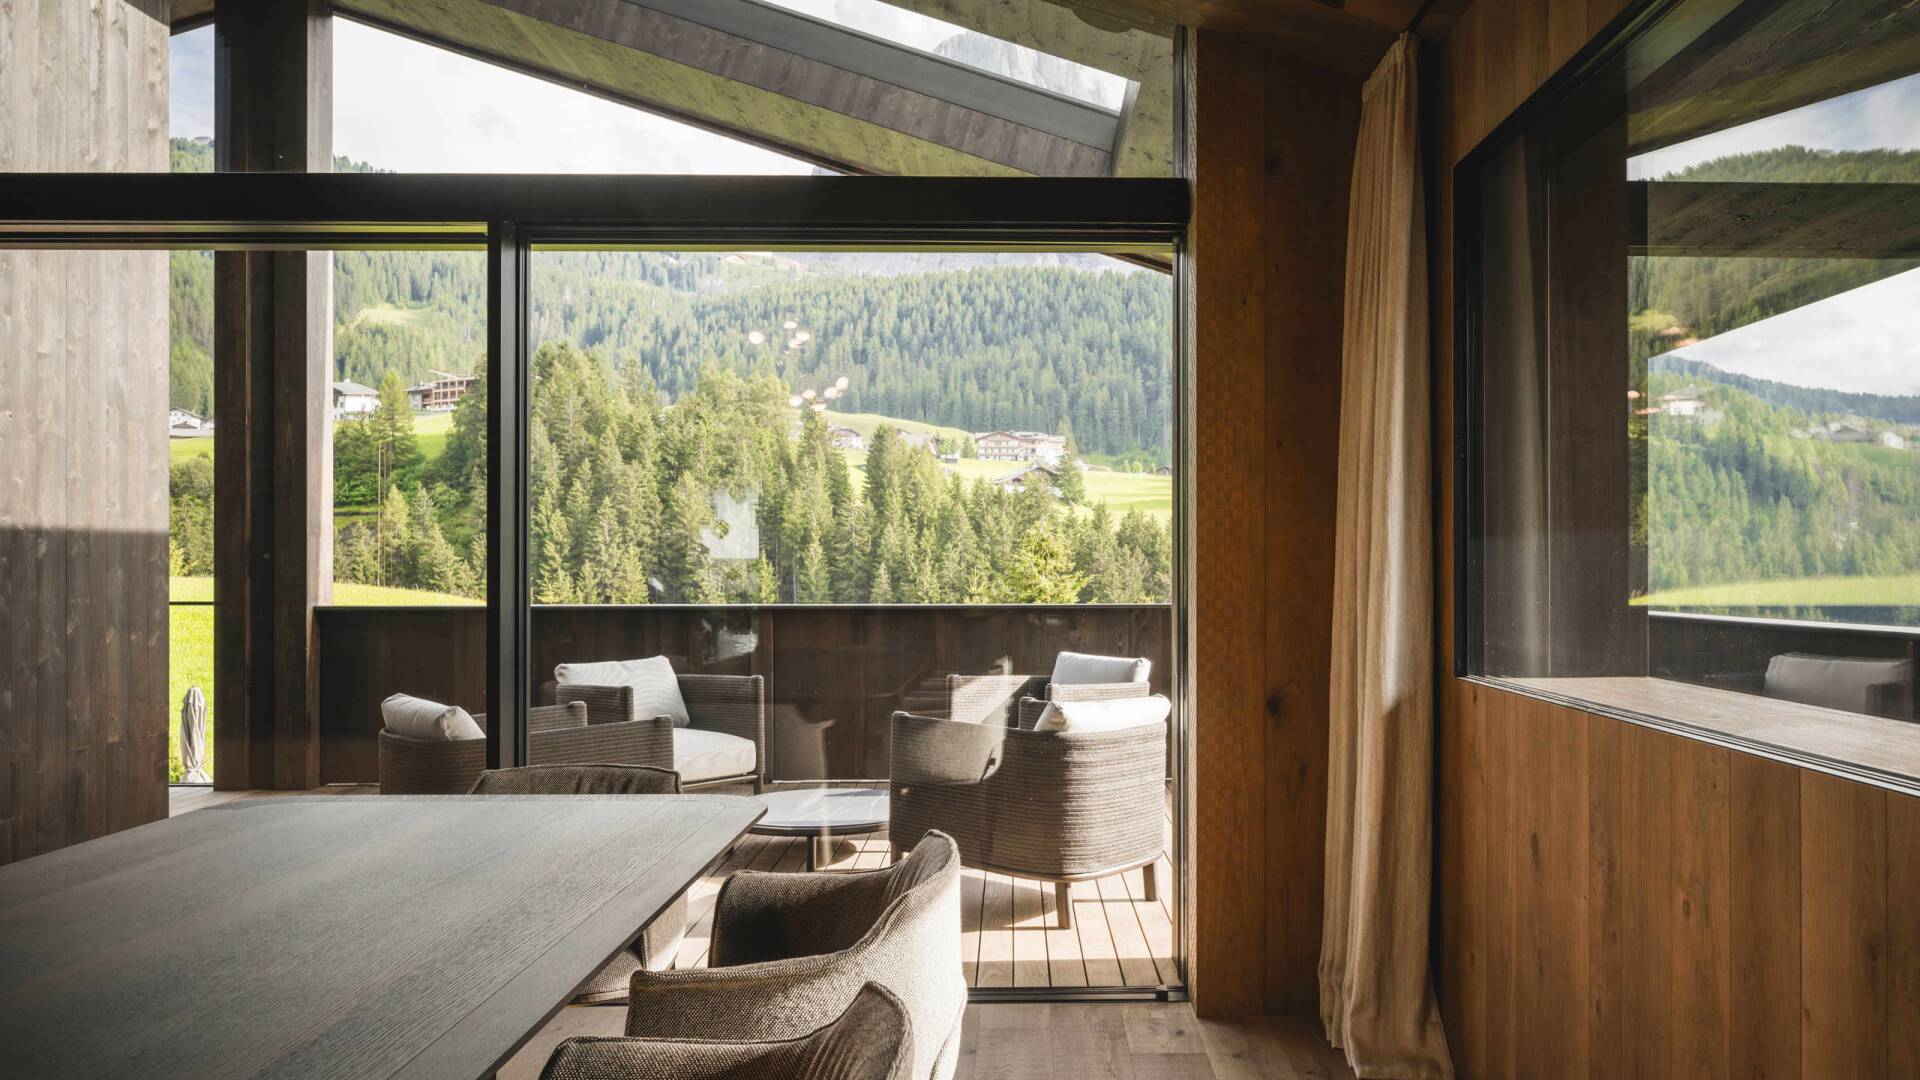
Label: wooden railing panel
xmin=318 ymin=604 xmax=1171 ymax=785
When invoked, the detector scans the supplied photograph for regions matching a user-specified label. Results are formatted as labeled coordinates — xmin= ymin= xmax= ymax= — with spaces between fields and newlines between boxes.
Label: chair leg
xmin=1055 ymin=882 xmax=1074 ymax=929
xmin=1141 ymin=862 xmax=1158 ymax=903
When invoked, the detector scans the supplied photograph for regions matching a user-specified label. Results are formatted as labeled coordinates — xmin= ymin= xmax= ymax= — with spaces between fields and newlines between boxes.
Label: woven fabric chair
xmin=540 ymin=982 xmax=913 ymax=1080
xmin=889 ymin=705 xmax=1165 ymax=930
xmin=551 ymin=674 xmax=766 ymax=792
xmin=468 ymin=763 xmax=689 ymax=1002
xmin=377 ymin=702 xmax=672 ymax=796
xmin=623 ymin=832 xmax=966 ymax=1080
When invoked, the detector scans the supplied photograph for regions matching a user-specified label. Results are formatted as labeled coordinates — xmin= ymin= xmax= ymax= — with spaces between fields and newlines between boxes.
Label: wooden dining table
xmin=0 ymin=794 xmax=764 ymax=1079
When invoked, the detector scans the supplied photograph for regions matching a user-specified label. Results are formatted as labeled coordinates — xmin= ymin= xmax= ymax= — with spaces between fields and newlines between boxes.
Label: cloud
xmin=1670 ymin=267 xmax=1920 ymax=397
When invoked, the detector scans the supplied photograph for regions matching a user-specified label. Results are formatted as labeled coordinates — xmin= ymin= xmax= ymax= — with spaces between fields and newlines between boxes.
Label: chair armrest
xmin=679 ymin=674 xmax=765 ymax=770
xmin=946 ymin=673 xmax=1044 ymax=725
xmin=709 ymin=864 xmax=899 ymax=966
xmin=556 ymin=683 xmax=643 ymax=726
xmin=539 ymin=1035 xmax=799 ymax=1080
xmin=889 ymin=711 xmax=1008 ymax=787
xmin=530 ymin=716 xmax=674 ymax=769
xmin=624 ymin=954 xmax=867 ymax=1043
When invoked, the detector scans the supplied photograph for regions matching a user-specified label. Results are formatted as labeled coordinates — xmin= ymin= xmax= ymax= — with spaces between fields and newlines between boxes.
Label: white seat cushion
xmin=555 ymin=656 xmax=690 ymax=727
xmin=1050 ymin=651 xmax=1151 ymax=686
xmin=381 ymin=693 xmax=484 ymax=741
xmin=1033 ymin=694 xmax=1171 ymax=733
xmin=673 ymin=727 xmax=756 ymax=783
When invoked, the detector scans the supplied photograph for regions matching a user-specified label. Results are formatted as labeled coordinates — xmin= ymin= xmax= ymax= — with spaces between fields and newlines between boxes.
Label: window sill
xmin=1471 ymin=674 xmax=1920 ymax=798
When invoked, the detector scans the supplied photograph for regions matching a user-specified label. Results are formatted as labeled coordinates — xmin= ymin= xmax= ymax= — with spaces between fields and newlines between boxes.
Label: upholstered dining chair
xmin=468 ymin=763 xmax=689 ymax=1003
xmin=622 ymin=832 xmax=966 ymax=1080
xmin=539 ymin=981 xmax=913 ymax=1080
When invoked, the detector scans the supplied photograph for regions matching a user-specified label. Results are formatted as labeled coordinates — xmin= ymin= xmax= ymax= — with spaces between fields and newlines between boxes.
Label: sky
xmin=1628 ymin=71 xmax=1920 ymax=179
xmin=1667 ymin=267 xmax=1920 ymax=398
xmin=1629 ymin=72 xmax=1920 ymax=398
xmin=168 ymin=1 xmax=1123 ymax=171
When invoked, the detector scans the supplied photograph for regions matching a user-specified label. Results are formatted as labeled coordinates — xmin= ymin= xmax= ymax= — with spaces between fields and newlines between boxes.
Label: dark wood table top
xmin=0 ymin=795 xmax=763 ymax=1080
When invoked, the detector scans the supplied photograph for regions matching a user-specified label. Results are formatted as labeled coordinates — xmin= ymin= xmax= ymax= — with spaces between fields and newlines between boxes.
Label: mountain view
xmin=164 ymin=138 xmax=1175 ymax=613
xmin=1632 ymin=147 xmax=1920 ymax=623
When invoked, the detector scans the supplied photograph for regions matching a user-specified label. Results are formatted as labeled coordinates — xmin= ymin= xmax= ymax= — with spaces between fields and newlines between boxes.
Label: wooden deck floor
xmin=170 ymin=786 xmax=1178 ymax=990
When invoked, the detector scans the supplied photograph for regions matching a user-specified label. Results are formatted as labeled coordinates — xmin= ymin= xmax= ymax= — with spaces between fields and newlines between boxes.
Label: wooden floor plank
xmin=1127 ymin=864 xmax=1179 ymax=986
xmin=1011 ymin=876 xmax=1052 ymax=987
xmin=1073 ymin=876 xmax=1126 ymax=987
xmin=1097 ymin=870 xmax=1163 ymax=986
xmin=961 ymin=865 xmax=987 ymax=989
xmin=1042 ymin=875 xmax=1090 ymax=988
xmin=976 ymin=871 xmax=1017 ymax=988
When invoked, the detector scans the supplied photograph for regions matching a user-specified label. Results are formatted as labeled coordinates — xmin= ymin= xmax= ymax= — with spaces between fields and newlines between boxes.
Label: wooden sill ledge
xmin=1481 ymin=675 xmax=1920 ymax=798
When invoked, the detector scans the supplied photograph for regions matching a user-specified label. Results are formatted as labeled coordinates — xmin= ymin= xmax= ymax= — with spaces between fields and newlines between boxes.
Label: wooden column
xmin=213 ymin=0 xmax=333 ymax=790
xmin=1190 ymin=31 xmax=1361 ymax=1017
xmin=0 ymin=0 xmax=172 ymax=864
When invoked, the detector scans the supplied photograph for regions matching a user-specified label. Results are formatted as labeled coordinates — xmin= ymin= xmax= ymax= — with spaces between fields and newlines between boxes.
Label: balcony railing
xmin=315 ymin=603 xmax=1173 ymax=785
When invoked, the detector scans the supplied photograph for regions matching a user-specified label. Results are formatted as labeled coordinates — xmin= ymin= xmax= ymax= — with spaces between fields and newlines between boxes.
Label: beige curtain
xmin=1319 ymin=33 xmax=1453 ymax=1080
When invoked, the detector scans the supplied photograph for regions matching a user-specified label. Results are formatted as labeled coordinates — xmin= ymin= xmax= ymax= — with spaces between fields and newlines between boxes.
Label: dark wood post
xmin=213 ymin=0 xmax=333 ymax=790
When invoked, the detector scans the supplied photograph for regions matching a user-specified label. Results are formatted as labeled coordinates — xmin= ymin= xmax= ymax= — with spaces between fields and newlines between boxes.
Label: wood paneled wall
xmin=1430 ymin=1 xmax=1920 ymax=1075
xmin=0 ymin=0 xmax=173 ymax=865
xmin=1190 ymin=31 xmax=1360 ymax=1017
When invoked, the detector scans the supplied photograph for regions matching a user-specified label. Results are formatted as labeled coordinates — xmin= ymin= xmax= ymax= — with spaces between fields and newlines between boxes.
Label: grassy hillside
xmin=820 ymin=410 xmax=973 ymax=445
xmin=1638 ymin=574 xmax=1920 ymax=609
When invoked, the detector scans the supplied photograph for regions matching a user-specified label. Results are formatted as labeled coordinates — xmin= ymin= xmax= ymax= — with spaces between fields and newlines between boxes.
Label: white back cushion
xmin=1051 ymin=651 xmax=1151 ymax=686
xmin=1032 ymin=694 xmax=1171 ymax=733
xmin=381 ymin=693 xmax=484 ymax=741
xmin=1764 ymin=653 xmax=1910 ymax=715
xmin=554 ymin=655 xmax=690 ymax=727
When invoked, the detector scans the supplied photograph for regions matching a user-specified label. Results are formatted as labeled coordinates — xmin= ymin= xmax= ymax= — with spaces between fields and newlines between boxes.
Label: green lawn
xmin=820 ymin=410 xmax=973 ymax=445
xmin=1083 ymin=470 xmax=1172 ymax=523
xmin=352 ymin=303 xmax=432 ymax=327
xmin=171 ymin=575 xmax=476 ymax=606
xmin=171 ymin=409 xmax=455 ymax=467
xmin=166 ymin=575 xmax=472 ymax=784
xmin=1637 ymin=573 xmax=1920 ymax=608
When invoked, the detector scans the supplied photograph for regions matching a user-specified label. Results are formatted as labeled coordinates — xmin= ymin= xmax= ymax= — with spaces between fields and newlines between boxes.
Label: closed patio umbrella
xmin=180 ymin=687 xmax=210 ymax=784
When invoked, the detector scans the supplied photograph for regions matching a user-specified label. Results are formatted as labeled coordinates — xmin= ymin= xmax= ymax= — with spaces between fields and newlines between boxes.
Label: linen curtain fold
xmin=1318 ymin=32 xmax=1454 ymax=1080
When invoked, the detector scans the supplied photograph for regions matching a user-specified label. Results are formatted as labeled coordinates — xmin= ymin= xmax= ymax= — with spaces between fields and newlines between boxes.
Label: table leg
xmin=811 ymin=833 xmax=831 ymax=870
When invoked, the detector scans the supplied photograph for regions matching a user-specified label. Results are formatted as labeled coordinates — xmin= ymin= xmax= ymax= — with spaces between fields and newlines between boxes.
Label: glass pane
xmin=167 ymin=247 xmax=216 ymax=783
xmin=1467 ymin=0 xmax=1920 ymax=723
xmin=326 ymin=250 xmax=488 ymax=607
xmin=526 ymin=247 xmax=1178 ymax=988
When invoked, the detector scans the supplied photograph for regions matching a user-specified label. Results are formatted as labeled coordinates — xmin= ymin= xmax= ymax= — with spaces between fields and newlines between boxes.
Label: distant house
xmin=974 ymin=430 xmax=1067 ymax=464
xmin=1881 ymin=431 xmax=1908 ymax=451
xmin=898 ymin=431 xmax=937 ymax=451
xmin=828 ymin=426 xmax=866 ymax=452
xmin=996 ymin=463 xmax=1061 ymax=495
xmin=167 ymin=409 xmax=213 ymax=439
xmin=406 ymin=370 xmax=477 ymax=412
xmin=1827 ymin=419 xmax=1872 ymax=444
xmin=331 ymin=381 xmax=378 ymax=420
xmin=1154 ymin=465 xmax=1173 ymax=476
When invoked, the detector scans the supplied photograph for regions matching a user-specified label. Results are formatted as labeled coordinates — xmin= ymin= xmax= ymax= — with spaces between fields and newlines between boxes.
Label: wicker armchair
xmin=377 ymin=701 xmax=673 ymax=796
xmin=623 ymin=832 xmax=966 ymax=1080
xmin=541 ymin=982 xmax=913 ymax=1080
xmin=469 ymin=764 xmax=689 ymax=1003
xmin=550 ymin=674 xmax=766 ymax=792
xmin=889 ymin=705 xmax=1165 ymax=929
